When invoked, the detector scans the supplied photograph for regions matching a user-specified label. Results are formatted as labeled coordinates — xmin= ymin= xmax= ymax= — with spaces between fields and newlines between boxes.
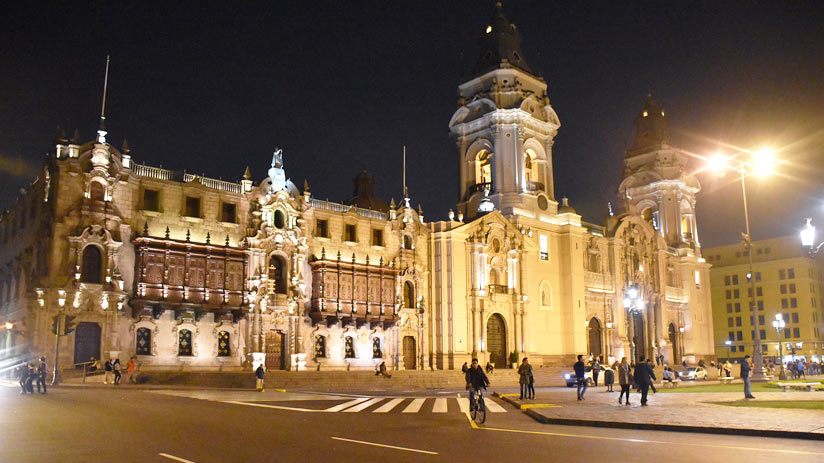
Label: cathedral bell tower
xmin=449 ymin=3 xmax=560 ymax=221
xmin=618 ymin=95 xmax=702 ymax=250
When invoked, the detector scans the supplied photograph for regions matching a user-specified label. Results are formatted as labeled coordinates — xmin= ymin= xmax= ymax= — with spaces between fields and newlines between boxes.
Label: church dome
xmin=558 ymin=197 xmax=576 ymax=214
xmin=468 ymin=2 xmax=534 ymax=78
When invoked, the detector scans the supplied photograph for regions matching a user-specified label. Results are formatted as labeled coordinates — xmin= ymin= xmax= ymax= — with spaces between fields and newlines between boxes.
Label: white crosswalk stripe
xmin=457 ymin=397 xmax=469 ymax=413
xmin=373 ymin=398 xmax=404 ymax=413
xmin=343 ymin=397 xmax=383 ymax=412
xmin=325 ymin=397 xmax=369 ymax=412
xmin=484 ymin=398 xmax=506 ymax=412
xmin=432 ymin=398 xmax=448 ymax=413
xmin=402 ymin=398 xmax=426 ymax=413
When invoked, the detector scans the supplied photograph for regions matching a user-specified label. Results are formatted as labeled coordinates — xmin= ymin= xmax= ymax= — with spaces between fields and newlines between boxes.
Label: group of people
xmin=16 ymin=357 xmax=48 ymax=394
xmin=87 ymin=356 xmax=139 ymax=384
xmin=575 ymin=355 xmax=658 ymax=406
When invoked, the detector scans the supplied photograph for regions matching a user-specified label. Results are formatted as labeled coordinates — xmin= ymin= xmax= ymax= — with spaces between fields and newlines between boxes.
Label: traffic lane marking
xmin=344 ymin=397 xmax=383 ymax=412
xmin=402 ymin=398 xmax=425 ymax=413
xmin=159 ymin=453 xmax=197 ymax=463
xmin=325 ymin=397 xmax=370 ymax=412
xmin=518 ymin=403 xmax=560 ymax=409
xmin=331 ymin=437 xmax=438 ymax=455
xmin=464 ymin=415 xmax=824 ymax=456
xmin=373 ymin=398 xmax=404 ymax=413
xmin=220 ymin=400 xmax=325 ymax=412
xmin=433 ymin=398 xmax=448 ymax=413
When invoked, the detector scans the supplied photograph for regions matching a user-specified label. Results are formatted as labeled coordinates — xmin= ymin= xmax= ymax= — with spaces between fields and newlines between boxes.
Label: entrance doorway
xmin=403 ymin=336 xmax=416 ymax=369
xmin=668 ymin=323 xmax=680 ymax=365
xmin=73 ymin=322 xmax=101 ymax=365
xmin=265 ymin=330 xmax=285 ymax=370
xmin=486 ymin=313 xmax=507 ymax=368
xmin=631 ymin=311 xmax=646 ymax=363
xmin=588 ymin=318 xmax=602 ymax=359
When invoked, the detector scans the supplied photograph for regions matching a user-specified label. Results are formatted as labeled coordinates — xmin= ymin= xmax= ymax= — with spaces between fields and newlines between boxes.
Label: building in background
xmin=706 ymin=235 xmax=824 ymax=363
xmin=0 ymin=4 xmax=716 ymax=373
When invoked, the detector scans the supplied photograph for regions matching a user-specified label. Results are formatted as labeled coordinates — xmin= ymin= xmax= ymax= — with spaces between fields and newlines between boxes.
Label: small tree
xmin=509 ymin=351 xmax=519 ymax=365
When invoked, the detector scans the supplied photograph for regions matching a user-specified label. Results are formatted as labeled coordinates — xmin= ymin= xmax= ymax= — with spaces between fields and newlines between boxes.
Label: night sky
xmin=2 ymin=1 xmax=823 ymax=247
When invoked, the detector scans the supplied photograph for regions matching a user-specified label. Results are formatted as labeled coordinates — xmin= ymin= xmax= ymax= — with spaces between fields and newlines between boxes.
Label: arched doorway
xmin=403 ymin=336 xmax=416 ymax=369
xmin=486 ymin=314 xmax=507 ymax=369
xmin=668 ymin=323 xmax=680 ymax=365
xmin=587 ymin=317 xmax=602 ymax=359
xmin=631 ymin=311 xmax=646 ymax=363
xmin=265 ymin=330 xmax=285 ymax=370
xmin=267 ymin=255 xmax=287 ymax=294
xmin=73 ymin=322 xmax=101 ymax=365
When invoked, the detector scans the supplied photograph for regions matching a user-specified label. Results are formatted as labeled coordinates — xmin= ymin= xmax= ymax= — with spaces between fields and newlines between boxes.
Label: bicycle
xmin=469 ymin=388 xmax=486 ymax=424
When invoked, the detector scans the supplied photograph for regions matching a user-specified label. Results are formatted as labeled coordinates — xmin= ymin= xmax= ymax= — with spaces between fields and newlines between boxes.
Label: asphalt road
xmin=3 ymin=384 xmax=824 ymax=463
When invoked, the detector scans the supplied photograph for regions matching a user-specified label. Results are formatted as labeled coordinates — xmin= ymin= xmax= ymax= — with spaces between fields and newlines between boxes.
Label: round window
xmin=537 ymin=195 xmax=548 ymax=211
xmin=274 ymin=210 xmax=286 ymax=229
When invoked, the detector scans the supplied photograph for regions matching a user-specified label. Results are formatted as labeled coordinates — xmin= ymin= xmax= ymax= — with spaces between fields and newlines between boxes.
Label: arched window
xmin=476 ymin=150 xmax=492 ymax=184
xmin=524 ymin=150 xmax=539 ymax=183
xmin=403 ymin=281 xmax=415 ymax=308
xmin=89 ymin=181 xmax=105 ymax=201
xmin=217 ymin=331 xmax=231 ymax=356
xmin=136 ymin=327 xmax=152 ymax=355
xmin=267 ymin=255 xmax=287 ymax=294
xmin=344 ymin=336 xmax=356 ymax=359
xmin=274 ymin=210 xmax=286 ymax=229
xmin=314 ymin=335 xmax=326 ymax=358
xmin=680 ymin=200 xmax=695 ymax=241
xmin=81 ymin=246 xmax=103 ymax=284
xmin=372 ymin=337 xmax=382 ymax=358
xmin=402 ymin=234 xmax=413 ymax=250
xmin=178 ymin=329 xmax=193 ymax=356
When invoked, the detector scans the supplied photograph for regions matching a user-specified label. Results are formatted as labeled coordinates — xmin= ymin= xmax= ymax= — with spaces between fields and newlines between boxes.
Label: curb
xmin=493 ymin=392 xmax=559 ymax=410
xmin=522 ymin=409 xmax=824 ymax=441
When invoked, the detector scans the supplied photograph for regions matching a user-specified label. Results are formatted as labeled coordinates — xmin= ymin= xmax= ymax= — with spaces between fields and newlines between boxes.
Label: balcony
xmin=488 ymin=284 xmax=509 ymax=295
xmin=468 ymin=182 xmax=493 ymax=195
xmin=525 ymin=181 xmax=544 ymax=192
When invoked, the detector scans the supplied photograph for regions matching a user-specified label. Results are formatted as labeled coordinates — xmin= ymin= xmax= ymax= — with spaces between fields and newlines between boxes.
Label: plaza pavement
xmin=495 ymin=381 xmax=824 ymax=439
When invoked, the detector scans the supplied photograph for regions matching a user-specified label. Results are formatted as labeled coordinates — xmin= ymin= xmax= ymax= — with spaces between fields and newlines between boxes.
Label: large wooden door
xmin=74 ymin=322 xmax=101 ymax=365
xmin=486 ymin=314 xmax=507 ymax=368
xmin=265 ymin=331 xmax=285 ymax=371
xmin=668 ymin=323 xmax=680 ymax=364
xmin=402 ymin=336 xmax=416 ymax=369
xmin=587 ymin=318 xmax=602 ymax=359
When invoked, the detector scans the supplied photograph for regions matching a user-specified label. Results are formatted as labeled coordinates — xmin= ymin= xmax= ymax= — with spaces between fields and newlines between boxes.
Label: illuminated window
xmin=314 ymin=335 xmax=326 ymax=358
xmin=539 ymin=235 xmax=548 ymax=260
xmin=344 ymin=336 xmax=355 ymax=359
xmin=217 ymin=331 xmax=231 ymax=356
xmin=476 ymin=150 xmax=492 ymax=185
xmin=178 ymin=329 xmax=193 ymax=356
xmin=136 ymin=328 xmax=151 ymax=355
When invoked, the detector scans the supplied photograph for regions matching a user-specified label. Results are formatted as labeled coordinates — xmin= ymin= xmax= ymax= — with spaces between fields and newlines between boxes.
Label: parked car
xmin=677 ymin=366 xmax=708 ymax=381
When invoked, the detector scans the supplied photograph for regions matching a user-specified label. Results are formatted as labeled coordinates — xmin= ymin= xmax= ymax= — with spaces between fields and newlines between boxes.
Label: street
xmin=3 ymin=385 xmax=824 ymax=463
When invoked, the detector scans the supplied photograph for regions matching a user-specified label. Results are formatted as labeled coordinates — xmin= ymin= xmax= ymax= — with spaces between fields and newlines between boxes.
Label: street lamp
xmin=800 ymin=218 xmax=824 ymax=257
xmin=772 ymin=314 xmax=787 ymax=380
xmin=707 ymin=148 xmax=775 ymax=381
xmin=623 ymin=284 xmax=645 ymax=364
xmin=725 ymin=339 xmax=732 ymax=362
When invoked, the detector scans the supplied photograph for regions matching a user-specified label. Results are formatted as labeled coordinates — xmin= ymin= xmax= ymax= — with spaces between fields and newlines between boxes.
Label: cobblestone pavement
xmin=505 ymin=384 xmax=824 ymax=434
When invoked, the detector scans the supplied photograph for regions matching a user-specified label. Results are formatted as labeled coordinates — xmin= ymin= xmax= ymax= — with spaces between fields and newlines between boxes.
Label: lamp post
xmin=725 ymin=339 xmax=732 ymax=362
xmin=772 ymin=314 xmax=787 ymax=380
xmin=707 ymin=149 xmax=774 ymax=380
xmin=623 ymin=285 xmax=645 ymax=364
xmin=800 ymin=218 xmax=824 ymax=257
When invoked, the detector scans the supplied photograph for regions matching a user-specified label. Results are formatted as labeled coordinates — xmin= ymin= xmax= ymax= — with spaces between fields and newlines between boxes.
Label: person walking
xmin=127 ymin=357 xmax=137 ymax=383
xmin=617 ymin=357 xmax=631 ymax=405
xmin=604 ymin=363 xmax=615 ymax=392
xmin=592 ymin=357 xmax=601 ymax=387
xmin=36 ymin=357 xmax=48 ymax=394
xmin=24 ymin=363 xmax=35 ymax=393
xmin=647 ymin=358 xmax=658 ymax=394
xmin=633 ymin=356 xmax=656 ymax=406
xmin=112 ymin=358 xmax=122 ymax=385
xmin=517 ymin=358 xmax=531 ymax=400
xmin=255 ymin=363 xmax=265 ymax=392
xmin=797 ymin=359 xmax=806 ymax=379
xmin=723 ymin=360 xmax=732 ymax=378
xmin=17 ymin=363 xmax=28 ymax=394
xmin=741 ymin=354 xmax=755 ymax=399
xmin=574 ymin=354 xmax=588 ymax=401
xmin=104 ymin=359 xmax=113 ymax=384
xmin=527 ymin=366 xmax=535 ymax=399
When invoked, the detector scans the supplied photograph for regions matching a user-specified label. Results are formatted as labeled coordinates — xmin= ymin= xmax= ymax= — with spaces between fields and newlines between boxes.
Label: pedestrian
xmin=17 ymin=364 xmax=28 ymax=394
xmin=797 ymin=359 xmax=806 ymax=379
xmin=112 ymin=358 xmax=122 ymax=385
xmin=24 ymin=363 xmax=35 ymax=393
xmin=681 ymin=358 xmax=688 ymax=368
xmin=485 ymin=361 xmax=494 ymax=375
xmin=698 ymin=359 xmax=706 ymax=369
xmin=88 ymin=357 xmax=98 ymax=373
xmin=36 ymin=357 xmax=48 ymax=394
xmin=517 ymin=357 xmax=530 ymax=400
xmin=633 ymin=356 xmax=656 ymax=406
xmin=527 ymin=364 xmax=535 ymax=399
xmin=741 ymin=354 xmax=755 ymax=399
xmin=723 ymin=360 xmax=732 ymax=378
xmin=617 ymin=357 xmax=631 ymax=405
xmin=104 ymin=359 xmax=113 ymax=384
xmin=604 ymin=363 xmax=615 ymax=392
xmin=461 ymin=362 xmax=468 ymax=374
xmin=574 ymin=354 xmax=588 ymax=401
xmin=647 ymin=358 xmax=657 ymax=394
xmin=716 ymin=360 xmax=723 ymax=378
xmin=663 ymin=367 xmax=672 ymax=382
xmin=592 ymin=357 xmax=601 ymax=387
xmin=255 ymin=363 xmax=265 ymax=392
xmin=127 ymin=357 xmax=137 ymax=383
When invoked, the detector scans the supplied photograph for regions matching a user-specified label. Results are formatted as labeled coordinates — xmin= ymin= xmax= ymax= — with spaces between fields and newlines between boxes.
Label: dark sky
xmin=1 ymin=1 xmax=823 ymax=247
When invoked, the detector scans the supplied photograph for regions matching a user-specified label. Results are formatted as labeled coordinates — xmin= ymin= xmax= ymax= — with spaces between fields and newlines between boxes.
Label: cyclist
xmin=465 ymin=358 xmax=490 ymax=412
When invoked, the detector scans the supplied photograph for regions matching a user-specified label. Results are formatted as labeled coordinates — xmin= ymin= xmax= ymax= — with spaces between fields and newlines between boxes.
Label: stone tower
xmin=618 ymin=95 xmax=702 ymax=250
xmin=449 ymin=3 xmax=560 ymax=221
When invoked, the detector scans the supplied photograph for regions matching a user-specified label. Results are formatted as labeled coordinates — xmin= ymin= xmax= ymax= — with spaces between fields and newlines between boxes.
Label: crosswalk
xmin=324 ymin=396 xmax=507 ymax=414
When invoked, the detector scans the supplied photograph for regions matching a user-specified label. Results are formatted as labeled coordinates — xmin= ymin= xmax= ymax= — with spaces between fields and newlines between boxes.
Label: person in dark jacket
xmin=633 ymin=356 xmax=657 ymax=406
xmin=104 ymin=359 xmax=113 ymax=384
xmin=461 ymin=362 xmax=468 ymax=373
xmin=465 ymin=358 xmax=490 ymax=412
xmin=36 ymin=357 xmax=48 ymax=394
xmin=255 ymin=364 xmax=265 ymax=392
xmin=617 ymin=357 xmax=632 ymax=405
xmin=574 ymin=354 xmax=587 ymax=400
xmin=17 ymin=364 xmax=28 ymax=394
xmin=741 ymin=354 xmax=754 ymax=399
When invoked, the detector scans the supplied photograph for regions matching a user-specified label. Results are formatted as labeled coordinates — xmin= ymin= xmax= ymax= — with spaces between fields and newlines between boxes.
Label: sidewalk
xmin=495 ymin=385 xmax=824 ymax=440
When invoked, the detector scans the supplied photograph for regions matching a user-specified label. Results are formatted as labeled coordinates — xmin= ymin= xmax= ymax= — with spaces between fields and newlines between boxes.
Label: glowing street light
xmin=800 ymin=218 xmax=824 ymax=257
xmin=725 ymin=339 xmax=732 ymax=362
xmin=623 ymin=284 xmax=645 ymax=363
xmin=772 ymin=314 xmax=787 ymax=380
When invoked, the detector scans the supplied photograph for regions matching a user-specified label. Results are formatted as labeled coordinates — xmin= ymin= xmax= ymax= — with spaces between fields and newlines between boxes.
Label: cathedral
xmin=0 ymin=5 xmax=715 ymax=374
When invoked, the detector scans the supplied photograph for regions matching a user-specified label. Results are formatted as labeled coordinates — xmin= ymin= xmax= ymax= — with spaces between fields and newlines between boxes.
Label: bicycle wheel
xmin=475 ymin=396 xmax=486 ymax=424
